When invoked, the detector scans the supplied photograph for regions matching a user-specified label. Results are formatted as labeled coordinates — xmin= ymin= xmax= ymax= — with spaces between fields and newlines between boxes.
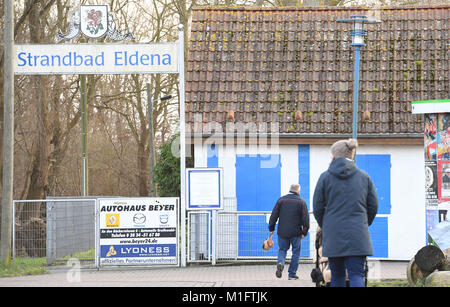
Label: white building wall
xmin=310 ymin=144 xmax=426 ymax=260
xmin=194 ymin=142 xmax=426 ymax=260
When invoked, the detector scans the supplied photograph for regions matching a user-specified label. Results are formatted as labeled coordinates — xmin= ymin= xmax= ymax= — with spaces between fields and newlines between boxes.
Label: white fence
xmin=187 ymin=198 xmax=317 ymax=264
xmin=11 ymin=197 xmax=316 ymax=267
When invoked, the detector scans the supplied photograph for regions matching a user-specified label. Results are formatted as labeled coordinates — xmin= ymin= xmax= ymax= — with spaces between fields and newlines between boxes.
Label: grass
xmin=368 ymin=279 xmax=410 ymax=287
xmin=0 ymin=249 xmax=95 ymax=278
xmin=0 ymin=260 xmax=48 ymax=278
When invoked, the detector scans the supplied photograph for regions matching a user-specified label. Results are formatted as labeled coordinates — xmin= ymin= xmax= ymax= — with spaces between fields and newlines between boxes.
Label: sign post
xmin=12 ymin=5 xmax=188 ymax=267
xmin=178 ymin=24 xmax=187 ymax=267
xmin=0 ymin=0 xmax=14 ymax=265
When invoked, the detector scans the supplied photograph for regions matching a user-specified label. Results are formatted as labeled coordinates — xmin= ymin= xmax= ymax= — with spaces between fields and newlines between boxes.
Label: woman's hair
xmin=330 ymin=139 xmax=358 ymax=159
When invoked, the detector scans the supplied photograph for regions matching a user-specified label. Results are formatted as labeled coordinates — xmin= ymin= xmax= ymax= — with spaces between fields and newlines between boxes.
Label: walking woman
xmin=313 ymin=139 xmax=378 ymax=287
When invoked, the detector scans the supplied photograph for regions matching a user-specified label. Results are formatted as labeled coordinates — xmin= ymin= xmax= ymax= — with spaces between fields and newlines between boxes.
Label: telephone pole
xmin=1 ymin=0 xmax=15 ymax=264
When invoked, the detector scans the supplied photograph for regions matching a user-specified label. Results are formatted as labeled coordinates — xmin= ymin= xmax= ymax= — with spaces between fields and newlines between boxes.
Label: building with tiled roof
xmin=185 ymin=5 xmax=449 ymax=262
xmin=186 ymin=5 xmax=448 ymax=143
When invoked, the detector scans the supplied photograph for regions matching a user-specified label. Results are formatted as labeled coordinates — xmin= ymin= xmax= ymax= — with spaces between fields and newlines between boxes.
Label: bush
xmin=153 ymin=135 xmax=181 ymax=197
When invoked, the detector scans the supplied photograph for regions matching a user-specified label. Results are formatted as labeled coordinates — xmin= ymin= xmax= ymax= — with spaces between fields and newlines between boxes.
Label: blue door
xmin=356 ymin=154 xmax=390 ymax=258
xmin=236 ymin=154 xmax=281 ymax=257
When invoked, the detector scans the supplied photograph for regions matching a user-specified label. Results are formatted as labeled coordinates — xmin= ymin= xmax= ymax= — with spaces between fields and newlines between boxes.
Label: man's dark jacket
xmin=313 ymin=157 xmax=378 ymax=258
xmin=269 ymin=192 xmax=309 ymax=238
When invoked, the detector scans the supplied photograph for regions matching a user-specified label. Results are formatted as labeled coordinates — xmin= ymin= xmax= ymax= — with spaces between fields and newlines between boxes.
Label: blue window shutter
xmin=356 ymin=154 xmax=391 ymax=214
xmin=236 ymin=154 xmax=281 ymax=257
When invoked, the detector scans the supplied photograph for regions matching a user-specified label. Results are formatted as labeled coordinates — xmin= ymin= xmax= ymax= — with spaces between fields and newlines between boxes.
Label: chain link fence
xmin=13 ymin=198 xmax=97 ymax=266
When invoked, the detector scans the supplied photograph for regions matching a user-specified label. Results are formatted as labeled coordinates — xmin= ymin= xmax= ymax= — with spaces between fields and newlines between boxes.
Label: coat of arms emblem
xmin=81 ymin=5 xmax=107 ymax=39
xmin=57 ymin=5 xmax=134 ymax=42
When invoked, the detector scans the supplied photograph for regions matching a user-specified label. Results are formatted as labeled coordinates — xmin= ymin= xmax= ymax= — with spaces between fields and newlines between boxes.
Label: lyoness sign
xmin=14 ymin=5 xmax=179 ymax=75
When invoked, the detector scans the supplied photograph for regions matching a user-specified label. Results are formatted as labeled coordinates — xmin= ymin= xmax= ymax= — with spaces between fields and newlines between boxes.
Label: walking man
xmin=313 ymin=139 xmax=378 ymax=287
xmin=269 ymin=184 xmax=309 ymax=280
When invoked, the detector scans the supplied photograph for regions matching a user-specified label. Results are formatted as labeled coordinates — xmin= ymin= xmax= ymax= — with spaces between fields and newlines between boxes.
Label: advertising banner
xmin=422 ymin=112 xmax=450 ymax=245
xmin=99 ymin=198 xmax=179 ymax=266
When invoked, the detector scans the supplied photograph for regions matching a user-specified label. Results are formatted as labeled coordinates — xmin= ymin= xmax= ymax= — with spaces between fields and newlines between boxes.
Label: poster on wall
xmin=98 ymin=198 xmax=179 ymax=266
xmin=437 ymin=114 xmax=450 ymax=160
xmin=437 ymin=161 xmax=450 ymax=201
xmin=425 ymin=160 xmax=438 ymax=207
xmin=426 ymin=209 xmax=440 ymax=231
xmin=424 ymin=114 xmax=437 ymax=161
xmin=419 ymin=107 xmax=450 ymax=243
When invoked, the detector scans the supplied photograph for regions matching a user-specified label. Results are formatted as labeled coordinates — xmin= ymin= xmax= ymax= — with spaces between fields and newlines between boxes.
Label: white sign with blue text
xmin=187 ymin=168 xmax=223 ymax=210
xmin=98 ymin=197 xmax=179 ymax=266
xmin=14 ymin=43 xmax=178 ymax=75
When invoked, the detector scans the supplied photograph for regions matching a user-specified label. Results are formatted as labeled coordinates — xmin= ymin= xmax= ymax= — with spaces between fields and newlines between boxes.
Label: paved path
xmin=0 ymin=261 xmax=408 ymax=287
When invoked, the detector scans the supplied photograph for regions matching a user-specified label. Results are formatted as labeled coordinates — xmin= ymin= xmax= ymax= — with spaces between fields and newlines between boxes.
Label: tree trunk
xmin=22 ymin=0 xmax=50 ymax=216
xmin=137 ymin=142 xmax=149 ymax=196
xmin=415 ymin=245 xmax=446 ymax=273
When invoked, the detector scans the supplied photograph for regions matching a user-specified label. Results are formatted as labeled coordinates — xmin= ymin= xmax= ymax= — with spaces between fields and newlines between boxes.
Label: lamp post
xmin=337 ymin=15 xmax=380 ymax=140
xmin=147 ymin=84 xmax=172 ymax=196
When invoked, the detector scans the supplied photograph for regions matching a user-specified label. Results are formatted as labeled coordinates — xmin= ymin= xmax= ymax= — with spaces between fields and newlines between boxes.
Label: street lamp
xmin=337 ymin=15 xmax=381 ymax=140
xmin=147 ymin=83 xmax=172 ymax=196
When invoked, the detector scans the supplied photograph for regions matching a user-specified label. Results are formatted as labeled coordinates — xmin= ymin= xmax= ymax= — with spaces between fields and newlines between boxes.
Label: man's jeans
xmin=328 ymin=256 xmax=366 ymax=287
xmin=277 ymin=235 xmax=302 ymax=278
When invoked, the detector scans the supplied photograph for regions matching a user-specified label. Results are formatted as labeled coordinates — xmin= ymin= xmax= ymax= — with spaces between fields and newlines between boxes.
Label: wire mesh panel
xmin=13 ymin=198 xmax=96 ymax=266
xmin=13 ymin=201 xmax=47 ymax=263
xmin=187 ymin=211 xmax=211 ymax=262
xmin=216 ymin=211 xmax=317 ymax=262
xmin=216 ymin=197 xmax=238 ymax=260
xmin=216 ymin=211 xmax=238 ymax=260
xmin=237 ymin=213 xmax=275 ymax=258
xmin=189 ymin=198 xmax=317 ymax=264
xmin=217 ymin=211 xmax=277 ymax=261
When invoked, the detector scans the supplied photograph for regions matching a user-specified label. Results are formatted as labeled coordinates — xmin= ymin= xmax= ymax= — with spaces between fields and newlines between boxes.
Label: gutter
xmin=186 ymin=133 xmax=423 ymax=139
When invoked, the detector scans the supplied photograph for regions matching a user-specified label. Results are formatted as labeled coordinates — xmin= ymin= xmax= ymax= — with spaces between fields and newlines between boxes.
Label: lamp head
xmin=337 ymin=15 xmax=381 ymax=47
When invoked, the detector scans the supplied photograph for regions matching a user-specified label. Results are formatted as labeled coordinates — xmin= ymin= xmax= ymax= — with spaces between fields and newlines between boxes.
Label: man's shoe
xmin=288 ymin=275 xmax=299 ymax=280
xmin=275 ymin=263 xmax=284 ymax=278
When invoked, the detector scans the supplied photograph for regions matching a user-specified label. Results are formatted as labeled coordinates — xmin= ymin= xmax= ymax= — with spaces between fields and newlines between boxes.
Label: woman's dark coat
xmin=313 ymin=157 xmax=378 ymax=258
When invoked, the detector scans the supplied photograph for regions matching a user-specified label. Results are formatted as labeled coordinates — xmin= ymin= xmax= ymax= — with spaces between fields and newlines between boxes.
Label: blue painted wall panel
xmin=207 ymin=144 xmax=218 ymax=168
xmin=206 ymin=144 xmax=218 ymax=256
xmin=368 ymin=216 xmax=389 ymax=258
xmin=236 ymin=156 xmax=259 ymax=211
xmin=298 ymin=145 xmax=310 ymax=257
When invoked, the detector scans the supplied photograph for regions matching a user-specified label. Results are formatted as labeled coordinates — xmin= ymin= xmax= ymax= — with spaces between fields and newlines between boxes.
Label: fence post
xmin=46 ymin=201 xmax=56 ymax=265
xmin=212 ymin=210 xmax=217 ymax=265
xmin=95 ymin=198 xmax=100 ymax=268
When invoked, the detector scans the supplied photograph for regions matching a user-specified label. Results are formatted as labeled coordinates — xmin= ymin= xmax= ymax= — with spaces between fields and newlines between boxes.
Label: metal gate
xmin=13 ymin=198 xmax=97 ymax=266
xmin=187 ymin=197 xmax=316 ymax=264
